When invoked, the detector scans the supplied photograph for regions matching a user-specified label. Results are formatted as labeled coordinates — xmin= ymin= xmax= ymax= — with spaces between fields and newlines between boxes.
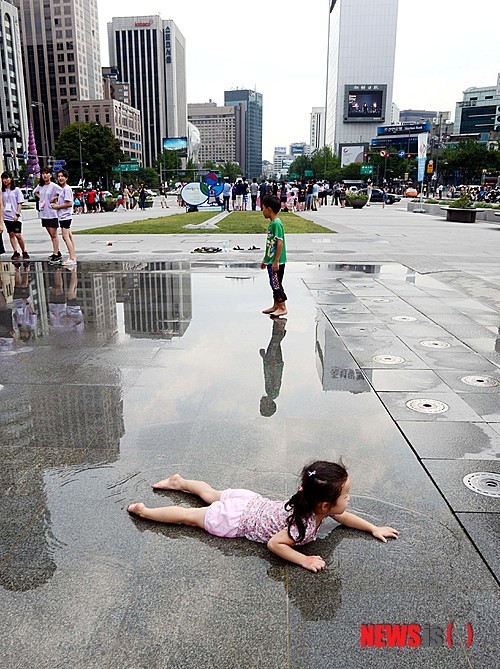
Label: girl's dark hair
xmin=39 ymin=167 xmax=52 ymax=186
xmin=1 ymin=171 xmax=15 ymax=191
xmin=285 ymin=461 xmax=348 ymax=543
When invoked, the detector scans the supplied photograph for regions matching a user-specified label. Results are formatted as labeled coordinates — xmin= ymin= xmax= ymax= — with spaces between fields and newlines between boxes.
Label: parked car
xmin=404 ymin=187 xmax=419 ymax=197
xmin=359 ymin=188 xmax=401 ymax=204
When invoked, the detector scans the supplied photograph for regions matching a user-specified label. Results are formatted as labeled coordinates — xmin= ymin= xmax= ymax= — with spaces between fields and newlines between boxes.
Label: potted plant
xmin=102 ymin=197 xmax=117 ymax=212
xmin=346 ymin=192 xmax=369 ymax=209
xmin=442 ymin=193 xmax=477 ymax=223
xmin=144 ymin=196 xmax=154 ymax=209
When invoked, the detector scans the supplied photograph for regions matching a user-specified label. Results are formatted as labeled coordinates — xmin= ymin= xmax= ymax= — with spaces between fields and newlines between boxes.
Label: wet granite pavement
xmin=1 ymin=203 xmax=500 ymax=668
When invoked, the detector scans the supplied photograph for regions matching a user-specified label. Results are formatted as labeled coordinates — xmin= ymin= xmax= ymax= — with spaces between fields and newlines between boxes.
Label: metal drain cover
xmin=461 ymin=375 xmax=499 ymax=388
xmin=371 ymin=298 xmax=391 ymax=303
xmin=333 ymin=305 xmax=358 ymax=312
xmin=391 ymin=316 xmax=417 ymax=322
xmin=350 ymin=326 xmax=378 ymax=333
xmin=406 ymin=399 xmax=449 ymax=413
xmin=419 ymin=340 xmax=451 ymax=349
xmin=373 ymin=354 xmax=405 ymax=364
xmin=463 ymin=472 xmax=500 ymax=498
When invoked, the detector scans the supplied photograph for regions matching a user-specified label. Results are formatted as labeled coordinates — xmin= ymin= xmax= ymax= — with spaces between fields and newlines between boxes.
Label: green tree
xmin=54 ymin=122 xmax=123 ymax=186
xmin=184 ymin=158 xmax=198 ymax=181
xmin=288 ymin=155 xmax=312 ymax=179
xmin=310 ymin=147 xmax=341 ymax=181
xmin=437 ymin=140 xmax=500 ymax=184
xmin=220 ymin=161 xmax=242 ymax=182
xmin=154 ymin=149 xmax=182 ymax=185
xmin=135 ymin=167 xmax=159 ymax=188
xmin=202 ymin=160 xmax=218 ymax=171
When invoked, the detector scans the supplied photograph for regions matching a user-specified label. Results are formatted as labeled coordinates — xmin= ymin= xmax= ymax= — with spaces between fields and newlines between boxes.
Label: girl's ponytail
xmin=285 ymin=461 xmax=348 ymax=543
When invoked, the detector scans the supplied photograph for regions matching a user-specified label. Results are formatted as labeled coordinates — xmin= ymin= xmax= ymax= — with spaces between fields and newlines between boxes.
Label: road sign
xmin=53 ymin=160 xmax=66 ymax=167
xmin=289 ymin=172 xmax=300 ymax=179
xmin=397 ymin=150 xmax=405 ymax=158
xmin=379 ymin=150 xmax=386 ymax=157
xmin=112 ymin=163 xmax=140 ymax=172
xmin=304 ymin=170 xmax=314 ymax=177
xmin=360 ymin=164 xmax=374 ymax=175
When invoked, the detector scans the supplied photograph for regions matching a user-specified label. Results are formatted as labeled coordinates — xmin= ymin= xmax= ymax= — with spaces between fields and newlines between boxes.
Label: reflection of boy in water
xmin=48 ymin=268 xmax=84 ymax=333
xmin=259 ymin=318 xmax=287 ymax=417
xmin=12 ymin=264 xmax=37 ymax=341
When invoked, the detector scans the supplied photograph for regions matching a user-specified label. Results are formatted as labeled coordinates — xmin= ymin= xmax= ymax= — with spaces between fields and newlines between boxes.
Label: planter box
xmin=442 ymin=207 xmax=477 ymax=223
xmin=347 ymin=198 xmax=368 ymax=209
xmin=144 ymin=200 xmax=154 ymax=209
xmin=102 ymin=201 xmax=116 ymax=212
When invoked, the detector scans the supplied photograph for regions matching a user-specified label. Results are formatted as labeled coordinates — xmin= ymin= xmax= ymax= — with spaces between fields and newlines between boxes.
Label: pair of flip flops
xmin=232 ymin=245 xmax=260 ymax=251
xmin=191 ymin=247 xmax=222 ymax=254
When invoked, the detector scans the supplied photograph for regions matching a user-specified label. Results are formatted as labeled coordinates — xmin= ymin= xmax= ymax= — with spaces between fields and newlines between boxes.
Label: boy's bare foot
xmin=127 ymin=502 xmax=146 ymax=516
xmin=152 ymin=473 xmax=184 ymax=490
xmin=270 ymin=309 xmax=288 ymax=317
xmin=262 ymin=307 xmax=276 ymax=314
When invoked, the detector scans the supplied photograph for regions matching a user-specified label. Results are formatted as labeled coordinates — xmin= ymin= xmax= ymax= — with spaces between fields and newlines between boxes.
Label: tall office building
xmin=0 ymin=0 xmax=28 ymax=172
xmin=108 ymin=15 xmax=187 ymax=168
xmin=310 ymin=107 xmax=325 ymax=152
xmin=187 ymin=101 xmax=238 ymax=165
xmin=325 ymin=0 xmax=398 ymax=155
xmin=454 ymin=86 xmax=500 ymax=135
xmin=224 ymin=89 xmax=262 ymax=178
xmin=14 ymin=0 xmax=102 ymax=157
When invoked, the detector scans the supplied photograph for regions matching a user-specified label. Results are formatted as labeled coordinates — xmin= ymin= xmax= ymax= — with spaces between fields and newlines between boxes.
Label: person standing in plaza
xmin=250 ymin=178 xmax=259 ymax=211
xmin=222 ymin=178 xmax=232 ymax=211
xmin=260 ymin=194 xmax=287 ymax=318
xmin=33 ymin=168 xmax=62 ymax=262
xmin=235 ymin=179 xmax=244 ymax=211
xmin=123 ymin=185 xmax=131 ymax=210
xmin=138 ymin=183 xmax=147 ymax=210
xmin=1 ymin=172 xmax=29 ymax=260
xmin=51 ymin=169 xmax=76 ymax=268
xmin=259 ymin=180 xmax=267 ymax=209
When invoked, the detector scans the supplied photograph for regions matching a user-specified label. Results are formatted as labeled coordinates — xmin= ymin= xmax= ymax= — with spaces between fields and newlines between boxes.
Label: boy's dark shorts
xmin=4 ymin=220 xmax=22 ymax=234
xmin=42 ymin=218 xmax=59 ymax=229
xmin=60 ymin=219 xmax=72 ymax=229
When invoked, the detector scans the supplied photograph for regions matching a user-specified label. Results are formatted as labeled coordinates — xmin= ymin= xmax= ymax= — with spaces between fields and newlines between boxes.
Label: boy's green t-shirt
xmin=263 ymin=218 xmax=287 ymax=265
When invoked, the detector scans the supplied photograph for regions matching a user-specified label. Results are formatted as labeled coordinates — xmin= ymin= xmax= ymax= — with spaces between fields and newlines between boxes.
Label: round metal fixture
xmin=463 ymin=472 xmax=500 ymax=498
xmin=371 ymin=298 xmax=391 ymax=303
xmin=373 ymin=354 xmax=405 ymax=364
xmin=391 ymin=316 xmax=417 ymax=322
xmin=461 ymin=375 xmax=499 ymax=388
xmin=405 ymin=399 xmax=449 ymax=413
xmin=332 ymin=305 xmax=358 ymax=312
xmin=419 ymin=340 xmax=451 ymax=349
xmin=350 ymin=326 xmax=378 ymax=333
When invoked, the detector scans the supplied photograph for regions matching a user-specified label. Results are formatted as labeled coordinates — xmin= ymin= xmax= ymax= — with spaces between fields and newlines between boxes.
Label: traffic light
xmin=363 ymin=152 xmax=368 ymax=160
xmin=407 ymin=153 xmax=412 ymax=159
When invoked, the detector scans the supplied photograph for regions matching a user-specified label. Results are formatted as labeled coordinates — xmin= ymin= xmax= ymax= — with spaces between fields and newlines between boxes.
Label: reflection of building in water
xmin=0 ymin=262 xmax=15 ymax=300
xmin=124 ymin=262 xmax=192 ymax=339
xmin=330 ymin=264 xmax=380 ymax=275
xmin=79 ymin=272 xmax=118 ymax=333
xmin=316 ymin=315 xmax=369 ymax=393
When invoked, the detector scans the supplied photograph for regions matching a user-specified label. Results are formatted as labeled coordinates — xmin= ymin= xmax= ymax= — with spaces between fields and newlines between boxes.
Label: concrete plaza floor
xmin=0 ymin=201 xmax=499 ymax=668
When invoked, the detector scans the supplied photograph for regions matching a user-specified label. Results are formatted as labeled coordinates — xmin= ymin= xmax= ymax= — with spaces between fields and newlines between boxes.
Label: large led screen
xmin=343 ymin=85 xmax=386 ymax=123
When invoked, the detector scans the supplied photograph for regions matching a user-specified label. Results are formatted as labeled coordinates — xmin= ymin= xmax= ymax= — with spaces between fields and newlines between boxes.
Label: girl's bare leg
xmin=127 ymin=503 xmax=206 ymax=528
xmin=152 ymin=473 xmax=222 ymax=504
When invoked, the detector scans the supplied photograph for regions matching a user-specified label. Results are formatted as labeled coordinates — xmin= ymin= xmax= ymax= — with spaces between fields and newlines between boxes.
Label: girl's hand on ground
xmin=302 ymin=555 xmax=326 ymax=572
xmin=372 ymin=526 xmax=399 ymax=542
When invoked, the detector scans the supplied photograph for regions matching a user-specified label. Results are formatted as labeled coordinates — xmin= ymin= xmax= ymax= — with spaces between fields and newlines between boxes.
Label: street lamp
xmin=31 ymin=101 xmax=50 ymax=162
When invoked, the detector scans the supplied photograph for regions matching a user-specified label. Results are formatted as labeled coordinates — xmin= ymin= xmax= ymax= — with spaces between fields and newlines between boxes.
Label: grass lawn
xmin=75 ymin=210 xmax=334 ymax=234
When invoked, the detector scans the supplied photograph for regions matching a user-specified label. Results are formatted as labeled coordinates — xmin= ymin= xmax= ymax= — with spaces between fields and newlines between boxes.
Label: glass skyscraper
xmin=224 ymin=89 xmax=263 ymax=179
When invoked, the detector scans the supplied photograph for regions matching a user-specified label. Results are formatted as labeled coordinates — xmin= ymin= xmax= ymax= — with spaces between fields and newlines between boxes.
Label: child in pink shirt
xmin=128 ymin=461 xmax=398 ymax=572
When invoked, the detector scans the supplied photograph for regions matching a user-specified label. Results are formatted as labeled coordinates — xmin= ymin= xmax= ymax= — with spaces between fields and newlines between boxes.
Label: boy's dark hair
xmin=1 ymin=171 xmax=15 ymax=190
xmin=57 ymin=168 xmax=69 ymax=179
xmin=285 ymin=461 xmax=348 ymax=543
xmin=262 ymin=194 xmax=280 ymax=214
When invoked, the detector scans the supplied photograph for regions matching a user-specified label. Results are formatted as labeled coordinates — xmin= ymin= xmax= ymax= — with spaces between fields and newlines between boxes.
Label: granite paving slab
xmin=398 ymin=421 xmax=500 ymax=460
xmin=457 ymin=513 xmax=500 ymax=580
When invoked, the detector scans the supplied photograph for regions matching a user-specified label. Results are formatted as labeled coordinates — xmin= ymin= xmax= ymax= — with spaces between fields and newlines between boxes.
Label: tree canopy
xmin=54 ymin=122 xmax=123 ymax=186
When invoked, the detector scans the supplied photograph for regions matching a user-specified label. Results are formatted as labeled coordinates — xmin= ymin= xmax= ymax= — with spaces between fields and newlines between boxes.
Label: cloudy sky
xmin=98 ymin=0 xmax=499 ymax=161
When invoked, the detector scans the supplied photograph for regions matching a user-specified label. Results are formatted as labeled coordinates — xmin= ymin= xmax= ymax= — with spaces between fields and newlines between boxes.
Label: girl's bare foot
xmin=127 ymin=502 xmax=146 ymax=516
xmin=152 ymin=473 xmax=184 ymax=490
xmin=262 ymin=307 xmax=276 ymax=314
xmin=270 ymin=309 xmax=288 ymax=317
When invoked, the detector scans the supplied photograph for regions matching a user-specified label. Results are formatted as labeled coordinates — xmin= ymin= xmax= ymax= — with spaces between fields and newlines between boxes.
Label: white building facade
xmin=310 ymin=107 xmax=325 ymax=152
xmin=0 ymin=0 xmax=28 ymax=172
xmin=325 ymin=0 xmax=399 ymax=155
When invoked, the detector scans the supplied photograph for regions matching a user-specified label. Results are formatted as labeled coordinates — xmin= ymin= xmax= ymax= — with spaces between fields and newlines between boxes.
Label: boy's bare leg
xmin=152 ymin=473 xmax=222 ymax=504
xmin=127 ymin=503 xmax=207 ymax=528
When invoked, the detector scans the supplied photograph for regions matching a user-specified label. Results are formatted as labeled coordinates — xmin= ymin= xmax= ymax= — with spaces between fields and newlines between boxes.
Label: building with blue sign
xmin=108 ymin=15 xmax=187 ymax=167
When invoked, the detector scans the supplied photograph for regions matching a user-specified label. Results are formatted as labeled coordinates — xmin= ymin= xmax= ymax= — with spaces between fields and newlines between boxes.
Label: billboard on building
xmin=163 ymin=137 xmax=188 ymax=156
xmin=343 ymin=85 xmax=387 ymax=123
xmin=340 ymin=144 xmax=365 ymax=167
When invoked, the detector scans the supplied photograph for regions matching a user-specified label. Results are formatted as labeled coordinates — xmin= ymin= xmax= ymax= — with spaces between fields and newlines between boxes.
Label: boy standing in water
xmin=261 ymin=194 xmax=287 ymax=317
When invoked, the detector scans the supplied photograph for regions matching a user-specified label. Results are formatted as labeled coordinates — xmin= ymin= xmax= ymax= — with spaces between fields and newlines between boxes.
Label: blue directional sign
xmin=53 ymin=160 xmax=66 ymax=167
xmin=397 ymin=150 xmax=405 ymax=158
